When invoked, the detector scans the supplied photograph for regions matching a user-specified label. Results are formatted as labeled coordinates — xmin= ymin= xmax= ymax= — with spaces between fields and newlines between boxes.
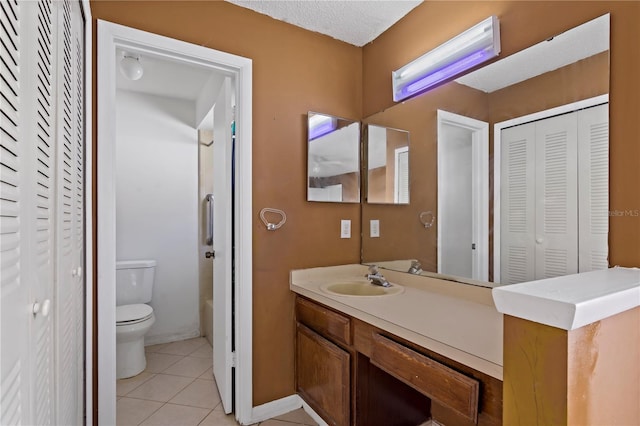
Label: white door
xmin=500 ymin=105 xmax=607 ymax=283
xmin=578 ymin=104 xmax=609 ymax=271
xmin=212 ymin=77 xmax=233 ymax=414
xmin=500 ymin=123 xmax=537 ymax=284
xmin=437 ymin=110 xmax=489 ymax=281
xmin=1 ymin=0 xmax=85 ymax=423
xmin=534 ymin=112 xmax=578 ymax=280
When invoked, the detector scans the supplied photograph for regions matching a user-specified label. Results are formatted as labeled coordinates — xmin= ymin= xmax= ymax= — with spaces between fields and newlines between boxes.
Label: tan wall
xmin=503 ymin=307 xmax=640 ymax=425
xmin=90 ymin=0 xmax=362 ymax=406
xmin=362 ymin=82 xmax=488 ymax=270
xmin=363 ymin=1 xmax=640 ymax=268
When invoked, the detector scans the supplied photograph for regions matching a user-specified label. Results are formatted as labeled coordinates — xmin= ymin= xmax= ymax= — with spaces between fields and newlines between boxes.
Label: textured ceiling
xmin=225 ymin=0 xmax=423 ymax=46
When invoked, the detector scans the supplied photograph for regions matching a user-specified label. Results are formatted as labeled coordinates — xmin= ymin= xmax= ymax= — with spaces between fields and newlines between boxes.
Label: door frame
xmin=436 ymin=110 xmax=489 ymax=281
xmin=97 ymin=21 xmax=253 ymax=425
xmin=493 ymin=94 xmax=608 ymax=283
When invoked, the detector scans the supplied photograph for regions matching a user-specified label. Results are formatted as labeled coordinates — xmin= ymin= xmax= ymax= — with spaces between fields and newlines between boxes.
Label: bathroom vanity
xmin=291 ymin=265 xmax=504 ymax=426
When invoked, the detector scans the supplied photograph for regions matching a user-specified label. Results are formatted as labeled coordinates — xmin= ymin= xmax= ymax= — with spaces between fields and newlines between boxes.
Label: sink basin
xmin=320 ymin=281 xmax=404 ymax=297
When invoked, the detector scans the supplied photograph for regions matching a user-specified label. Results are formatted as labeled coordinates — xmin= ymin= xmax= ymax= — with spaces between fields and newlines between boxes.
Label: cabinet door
xmin=296 ymin=323 xmax=350 ymax=426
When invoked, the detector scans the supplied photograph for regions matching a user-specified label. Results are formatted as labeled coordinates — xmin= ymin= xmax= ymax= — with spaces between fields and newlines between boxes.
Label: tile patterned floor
xmin=116 ymin=337 xmax=318 ymax=426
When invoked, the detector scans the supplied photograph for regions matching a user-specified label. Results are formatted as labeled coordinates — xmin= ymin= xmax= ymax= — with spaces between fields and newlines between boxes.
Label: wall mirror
xmin=365 ymin=124 xmax=410 ymax=204
xmin=307 ymin=112 xmax=360 ymax=203
xmin=361 ymin=14 xmax=610 ymax=287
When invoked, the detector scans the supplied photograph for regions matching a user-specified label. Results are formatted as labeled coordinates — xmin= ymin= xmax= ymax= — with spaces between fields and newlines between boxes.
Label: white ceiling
xmin=225 ymin=0 xmax=423 ymax=47
xmin=116 ymin=49 xmax=224 ymax=102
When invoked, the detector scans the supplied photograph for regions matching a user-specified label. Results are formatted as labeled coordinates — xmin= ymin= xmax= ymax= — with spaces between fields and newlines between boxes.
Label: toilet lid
xmin=116 ymin=304 xmax=153 ymax=323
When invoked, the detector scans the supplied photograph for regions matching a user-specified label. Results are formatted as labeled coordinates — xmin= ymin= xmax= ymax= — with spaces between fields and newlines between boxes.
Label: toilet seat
xmin=116 ymin=304 xmax=153 ymax=325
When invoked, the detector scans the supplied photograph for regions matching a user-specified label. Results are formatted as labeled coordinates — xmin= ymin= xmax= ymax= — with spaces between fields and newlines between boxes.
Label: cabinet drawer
xmin=370 ymin=333 xmax=480 ymax=423
xmin=296 ymin=297 xmax=351 ymax=346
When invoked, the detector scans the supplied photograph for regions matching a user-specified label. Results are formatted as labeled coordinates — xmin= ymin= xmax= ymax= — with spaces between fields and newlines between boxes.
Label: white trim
xmin=250 ymin=395 xmax=302 ymax=424
xmin=300 ymin=398 xmax=330 ymax=426
xmin=81 ymin=1 xmax=93 ymax=424
xmin=436 ymin=110 xmax=489 ymax=281
xmin=393 ymin=146 xmax=409 ymax=204
xmin=249 ymin=394 xmax=329 ymax=426
xmin=492 ymin=94 xmax=609 ymax=283
xmin=97 ymin=21 xmax=253 ymax=425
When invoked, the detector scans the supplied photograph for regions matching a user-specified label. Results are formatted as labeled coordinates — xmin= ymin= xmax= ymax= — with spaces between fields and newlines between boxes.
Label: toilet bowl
xmin=116 ymin=303 xmax=155 ymax=379
xmin=115 ymin=260 xmax=157 ymax=379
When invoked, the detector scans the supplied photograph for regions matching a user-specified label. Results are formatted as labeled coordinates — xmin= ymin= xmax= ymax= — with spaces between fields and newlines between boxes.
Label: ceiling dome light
xmin=120 ymin=54 xmax=144 ymax=81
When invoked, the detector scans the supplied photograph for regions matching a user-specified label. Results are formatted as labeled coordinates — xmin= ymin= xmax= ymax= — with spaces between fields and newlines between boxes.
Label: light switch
xmin=341 ymin=220 xmax=351 ymax=239
xmin=370 ymin=220 xmax=380 ymax=238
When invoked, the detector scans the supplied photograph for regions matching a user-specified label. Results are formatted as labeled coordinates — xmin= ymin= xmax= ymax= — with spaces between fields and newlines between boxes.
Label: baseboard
xmin=249 ymin=394 xmax=302 ymax=424
xmin=143 ymin=329 xmax=201 ymax=346
xmin=300 ymin=399 xmax=329 ymax=426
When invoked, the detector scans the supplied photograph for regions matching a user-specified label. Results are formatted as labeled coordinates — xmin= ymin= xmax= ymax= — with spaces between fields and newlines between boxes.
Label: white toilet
xmin=116 ymin=260 xmax=156 ymax=379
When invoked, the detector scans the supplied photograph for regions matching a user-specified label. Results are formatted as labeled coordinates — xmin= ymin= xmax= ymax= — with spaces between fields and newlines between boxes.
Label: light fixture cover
xmin=392 ymin=15 xmax=500 ymax=102
xmin=308 ymin=113 xmax=338 ymax=140
xmin=120 ymin=55 xmax=144 ymax=81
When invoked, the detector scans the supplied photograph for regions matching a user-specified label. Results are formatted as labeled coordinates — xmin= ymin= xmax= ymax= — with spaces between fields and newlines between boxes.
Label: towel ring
xmin=419 ymin=211 xmax=435 ymax=229
xmin=260 ymin=208 xmax=287 ymax=231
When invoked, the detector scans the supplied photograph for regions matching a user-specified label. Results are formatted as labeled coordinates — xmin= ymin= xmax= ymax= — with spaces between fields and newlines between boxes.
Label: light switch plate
xmin=370 ymin=220 xmax=380 ymax=238
xmin=341 ymin=220 xmax=351 ymax=239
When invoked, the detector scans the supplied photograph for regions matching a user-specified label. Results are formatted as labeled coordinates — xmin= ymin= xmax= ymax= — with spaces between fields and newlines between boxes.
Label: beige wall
xmin=503 ymin=307 xmax=640 ymax=424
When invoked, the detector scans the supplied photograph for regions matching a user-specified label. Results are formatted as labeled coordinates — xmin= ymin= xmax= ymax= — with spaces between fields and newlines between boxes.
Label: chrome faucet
xmin=365 ymin=265 xmax=391 ymax=287
xmin=408 ymin=260 xmax=423 ymax=275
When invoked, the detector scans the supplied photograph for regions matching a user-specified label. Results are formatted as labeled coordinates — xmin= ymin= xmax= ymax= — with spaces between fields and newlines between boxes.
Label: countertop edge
xmin=492 ymin=267 xmax=640 ymax=330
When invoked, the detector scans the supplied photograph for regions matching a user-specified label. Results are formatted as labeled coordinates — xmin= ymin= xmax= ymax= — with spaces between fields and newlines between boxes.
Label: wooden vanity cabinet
xmin=296 ymin=298 xmax=353 ymax=426
xmin=295 ymin=296 xmax=502 ymax=426
xmin=296 ymin=323 xmax=350 ymax=426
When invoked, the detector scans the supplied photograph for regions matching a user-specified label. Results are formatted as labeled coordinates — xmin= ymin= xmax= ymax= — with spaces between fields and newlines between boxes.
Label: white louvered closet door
xmin=534 ymin=112 xmax=579 ymax=280
xmin=501 ymin=123 xmax=536 ymax=284
xmin=54 ymin=0 xmax=84 ymax=424
xmin=25 ymin=0 xmax=56 ymax=424
xmin=0 ymin=0 xmax=85 ymax=424
xmin=578 ymin=104 xmax=609 ymax=271
xmin=500 ymin=104 xmax=609 ymax=284
xmin=0 ymin=1 xmax=30 ymax=424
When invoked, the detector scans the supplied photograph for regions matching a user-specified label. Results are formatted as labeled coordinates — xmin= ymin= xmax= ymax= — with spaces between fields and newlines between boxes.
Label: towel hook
xmin=260 ymin=208 xmax=287 ymax=231
xmin=419 ymin=211 xmax=435 ymax=229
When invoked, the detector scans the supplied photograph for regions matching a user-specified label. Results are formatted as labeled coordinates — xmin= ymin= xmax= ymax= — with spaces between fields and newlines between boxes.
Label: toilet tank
xmin=116 ymin=260 xmax=156 ymax=306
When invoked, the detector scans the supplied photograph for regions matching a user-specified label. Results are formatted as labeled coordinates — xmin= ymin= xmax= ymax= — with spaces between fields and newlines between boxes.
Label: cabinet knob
xmin=536 ymin=237 xmax=544 ymax=244
xmin=33 ymin=301 xmax=41 ymax=316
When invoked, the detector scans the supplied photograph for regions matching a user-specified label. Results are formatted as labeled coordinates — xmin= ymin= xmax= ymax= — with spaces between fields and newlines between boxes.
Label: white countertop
xmin=290 ymin=264 xmax=504 ymax=380
xmin=492 ymin=267 xmax=640 ymax=330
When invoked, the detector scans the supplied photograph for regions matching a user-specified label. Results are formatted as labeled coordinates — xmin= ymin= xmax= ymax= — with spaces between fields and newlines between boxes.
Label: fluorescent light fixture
xmin=392 ymin=16 xmax=500 ymax=101
xmin=308 ymin=113 xmax=338 ymax=140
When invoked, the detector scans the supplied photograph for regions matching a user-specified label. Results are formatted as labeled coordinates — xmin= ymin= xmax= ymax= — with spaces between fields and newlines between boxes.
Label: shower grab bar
xmin=206 ymin=194 xmax=214 ymax=246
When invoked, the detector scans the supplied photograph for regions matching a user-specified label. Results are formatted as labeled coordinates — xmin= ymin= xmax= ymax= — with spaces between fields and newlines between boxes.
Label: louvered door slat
xmin=578 ymin=104 xmax=609 ymax=271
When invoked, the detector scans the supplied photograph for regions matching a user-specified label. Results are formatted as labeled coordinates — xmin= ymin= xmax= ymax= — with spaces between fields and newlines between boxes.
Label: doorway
xmin=97 ymin=21 xmax=253 ymax=425
xmin=436 ymin=110 xmax=489 ymax=281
